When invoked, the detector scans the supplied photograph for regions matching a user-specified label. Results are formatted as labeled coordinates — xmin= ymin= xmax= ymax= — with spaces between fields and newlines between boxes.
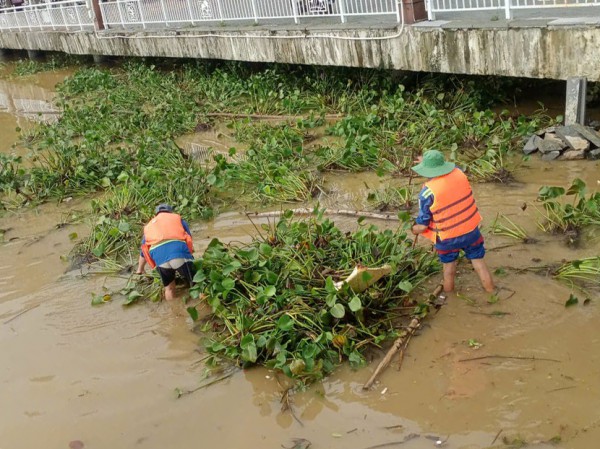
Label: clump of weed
xmin=490 ymin=213 xmax=536 ymax=243
xmin=188 ymin=209 xmax=440 ymax=384
xmin=537 ymin=178 xmax=600 ymax=238
xmin=367 ymin=185 xmax=414 ymax=212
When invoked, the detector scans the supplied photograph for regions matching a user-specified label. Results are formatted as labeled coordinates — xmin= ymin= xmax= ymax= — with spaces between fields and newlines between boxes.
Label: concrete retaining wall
xmin=0 ymin=25 xmax=599 ymax=81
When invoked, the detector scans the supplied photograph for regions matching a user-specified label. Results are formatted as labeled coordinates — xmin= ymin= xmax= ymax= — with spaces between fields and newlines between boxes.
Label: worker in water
xmin=410 ymin=150 xmax=495 ymax=294
xmin=136 ymin=204 xmax=195 ymax=300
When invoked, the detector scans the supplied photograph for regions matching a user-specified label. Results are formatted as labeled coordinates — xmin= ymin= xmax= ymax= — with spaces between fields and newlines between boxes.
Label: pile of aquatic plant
xmin=188 ymin=210 xmax=439 ymax=383
xmin=537 ymin=179 xmax=600 ymax=234
xmin=366 ymin=184 xmax=414 ymax=212
xmin=554 ymin=257 xmax=600 ymax=288
xmin=1 ymin=59 xmax=559 ymax=265
xmin=8 ymin=53 xmax=87 ymax=77
xmin=490 ymin=213 xmax=536 ymax=243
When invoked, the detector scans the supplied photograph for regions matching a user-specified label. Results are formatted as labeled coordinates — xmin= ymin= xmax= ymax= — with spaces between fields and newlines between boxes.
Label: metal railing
xmin=98 ymin=0 xmax=400 ymax=29
xmin=427 ymin=0 xmax=600 ymax=20
xmin=0 ymin=0 xmax=94 ymax=31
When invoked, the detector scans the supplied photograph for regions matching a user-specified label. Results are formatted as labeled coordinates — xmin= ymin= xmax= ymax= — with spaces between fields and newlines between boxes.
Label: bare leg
xmin=164 ymin=281 xmax=177 ymax=301
xmin=470 ymin=258 xmax=495 ymax=292
xmin=442 ymin=261 xmax=458 ymax=293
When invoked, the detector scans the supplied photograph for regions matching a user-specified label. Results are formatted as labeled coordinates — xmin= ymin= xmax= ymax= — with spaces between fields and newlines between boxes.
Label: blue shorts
xmin=436 ymin=235 xmax=486 ymax=264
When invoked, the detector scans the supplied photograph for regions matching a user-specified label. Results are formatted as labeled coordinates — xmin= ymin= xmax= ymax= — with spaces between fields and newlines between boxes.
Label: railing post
xmin=116 ymin=0 xmax=125 ymax=29
xmin=215 ymin=0 xmax=223 ymax=20
xmin=47 ymin=1 xmax=56 ymax=30
xmin=75 ymin=3 xmax=84 ymax=31
xmin=504 ymin=0 xmax=512 ymax=19
xmin=250 ymin=0 xmax=258 ymax=23
xmin=339 ymin=0 xmax=346 ymax=23
xmin=185 ymin=0 xmax=195 ymax=25
xmin=15 ymin=10 xmax=23 ymax=31
xmin=395 ymin=0 xmax=400 ymax=23
xmin=427 ymin=0 xmax=435 ymax=20
xmin=159 ymin=0 xmax=169 ymax=26
xmin=291 ymin=0 xmax=298 ymax=24
xmin=24 ymin=7 xmax=33 ymax=31
xmin=137 ymin=0 xmax=146 ymax=29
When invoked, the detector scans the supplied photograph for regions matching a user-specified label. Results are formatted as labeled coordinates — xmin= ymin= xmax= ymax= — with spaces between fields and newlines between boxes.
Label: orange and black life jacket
xmin=420 ymin=168 xmax=481 ymax=243
xmin=140 ymin=213 xmax=193 ymax=269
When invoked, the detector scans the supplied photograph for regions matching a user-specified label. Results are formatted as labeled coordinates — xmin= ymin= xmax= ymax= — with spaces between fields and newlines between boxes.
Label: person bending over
xmin=136 ymin=204 xmax=195 ymax=300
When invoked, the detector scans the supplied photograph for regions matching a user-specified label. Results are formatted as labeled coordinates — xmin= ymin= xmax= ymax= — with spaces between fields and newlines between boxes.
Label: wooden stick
xmin=247 ymin=208 xmax=399 ymax=221
xmin=203 ymin=112 xmax=343 ymax=120
xmin=491 ymin=429 xmax=503 ymax=445
xmin=363 ymin=284 xmax=443 ymax=390
xmin=458 ymin=355 xmax=560 ymax=363
xmin=3 ymin=304 xmax=40 ymax=325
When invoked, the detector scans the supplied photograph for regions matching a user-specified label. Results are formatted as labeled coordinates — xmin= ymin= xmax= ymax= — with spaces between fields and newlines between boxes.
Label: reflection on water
xmin=3 ymin=65 xmax=600 ymax=449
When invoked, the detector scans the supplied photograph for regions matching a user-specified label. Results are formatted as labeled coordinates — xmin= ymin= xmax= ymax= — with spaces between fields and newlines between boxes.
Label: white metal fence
xmin=98 ymin=0 xmax=400 ymax=29
xmin=428 ymin=0 xmax=600 ymax=20
xmin=0 ymin=0 xmax=94 ymax=31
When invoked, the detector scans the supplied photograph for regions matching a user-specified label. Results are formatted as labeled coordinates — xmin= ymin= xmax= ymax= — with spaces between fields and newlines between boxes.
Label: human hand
xmin=411 ymin=224 xmax=427 ymax=235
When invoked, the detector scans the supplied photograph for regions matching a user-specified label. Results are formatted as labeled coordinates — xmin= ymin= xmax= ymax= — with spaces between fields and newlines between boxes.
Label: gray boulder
xmin=541 ymin=151 xmax=561 ymax=161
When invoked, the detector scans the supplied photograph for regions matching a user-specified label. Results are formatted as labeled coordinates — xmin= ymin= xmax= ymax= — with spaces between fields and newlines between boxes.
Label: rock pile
xmin=523 ymin=123 xmax=600 ymax=161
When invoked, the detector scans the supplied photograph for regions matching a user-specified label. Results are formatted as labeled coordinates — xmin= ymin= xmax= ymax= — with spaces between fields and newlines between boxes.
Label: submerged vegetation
xmin=188 ymin=209 xmax=439 ymax=383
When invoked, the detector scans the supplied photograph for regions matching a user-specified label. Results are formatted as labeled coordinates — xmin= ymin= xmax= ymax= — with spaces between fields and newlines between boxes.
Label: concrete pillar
xmin=26 ymin=50 xmax=45 ymax=61
xmin=92 ymin=54 xmax=108 ymax=65
xmin=401 ymin=0 xmax=427 ymax=24
xmin=565 ymin=77 xmax=587 ymax=126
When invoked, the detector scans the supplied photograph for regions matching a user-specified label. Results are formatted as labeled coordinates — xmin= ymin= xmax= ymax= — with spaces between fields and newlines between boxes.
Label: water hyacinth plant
xmin=188 ymin=209 xmax=440 ymax=383
xmin=537 ymin=179 xmax=600 ymax=234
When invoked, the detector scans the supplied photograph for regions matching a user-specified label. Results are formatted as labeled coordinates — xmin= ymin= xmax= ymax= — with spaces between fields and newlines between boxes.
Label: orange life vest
xmin=140 ymin=213 xmax=193 ymax=269
xmin=421 ymin=168 xmax=481 ymax=243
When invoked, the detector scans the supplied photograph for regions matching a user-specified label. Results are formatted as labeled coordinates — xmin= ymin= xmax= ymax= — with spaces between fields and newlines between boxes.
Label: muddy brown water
xmin=2 ymin=69 xmax=600 ymax=449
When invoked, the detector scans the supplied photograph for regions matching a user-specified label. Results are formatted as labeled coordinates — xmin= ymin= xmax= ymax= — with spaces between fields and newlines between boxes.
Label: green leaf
xmin=277 ymin=314 xmax=294 ymax=331
xmin=348 ymin=296 xmax=362 ymax=312
xmin=330 ymin=303 xmax=345 ymax=319
xmin=325 ymin=293 xmax=337 ymax=308
xmin=68 ymin=232 xmax=78 ymax=241
xmin=397 ymin=280 xmax=413 ymax=293
xmin=91 ymin=294 xmax=105 ymax=306
xmin=264 ymin=285 xmax=276 ymax=297
xmin=221 ymin=278 xmax=235 ymax=291
xmin=240 ymin=334 xmax=257 ymax=363
xmin=565 ymin=294 xmax=579 ymax=308
xmin=566 ymin=178 xmax=586 ymax=197
xmin=117 ymin=221 xmax=130 ymax=233
xmin=237 ymin=247 xmax=259 ymax=262
xmin=92 ymin=243 xmax=106 ymax=258
xmin=123 ymin=290 xmax=143 ymax=305
xmin=397 ymin=211 xmax=411 ymax=222
xmin=206 ymin=173 xmax=217 ymax=185
xmin=325 ymin=276 xmax=337 ymax=294
xmin=187 ymin=306 xmax=199 ymax=321
xmin=259 ymin=243 xmax=273 ymax=256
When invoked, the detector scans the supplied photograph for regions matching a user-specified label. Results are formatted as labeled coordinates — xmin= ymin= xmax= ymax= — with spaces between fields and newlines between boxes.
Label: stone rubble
xmin=523 ymin=124 xmax=600 ymax=161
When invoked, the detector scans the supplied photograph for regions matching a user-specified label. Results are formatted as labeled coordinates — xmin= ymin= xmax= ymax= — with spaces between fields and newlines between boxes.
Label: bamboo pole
xmin=247 ymin=208 xmax=399 ymax=221
xmin=203 ymin=112 xmax=343 ymax=120
xmin=363 ymin=284 xmax=443 ymax=390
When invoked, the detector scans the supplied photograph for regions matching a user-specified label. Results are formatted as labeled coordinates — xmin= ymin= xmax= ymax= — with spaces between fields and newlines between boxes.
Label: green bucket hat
xmin=411 ymin=150 xmax=455 ymax=178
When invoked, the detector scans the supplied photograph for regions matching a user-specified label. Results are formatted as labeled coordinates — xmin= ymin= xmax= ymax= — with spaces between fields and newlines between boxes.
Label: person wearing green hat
xmin=411 ymin=150 xmax=494 ymax=294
